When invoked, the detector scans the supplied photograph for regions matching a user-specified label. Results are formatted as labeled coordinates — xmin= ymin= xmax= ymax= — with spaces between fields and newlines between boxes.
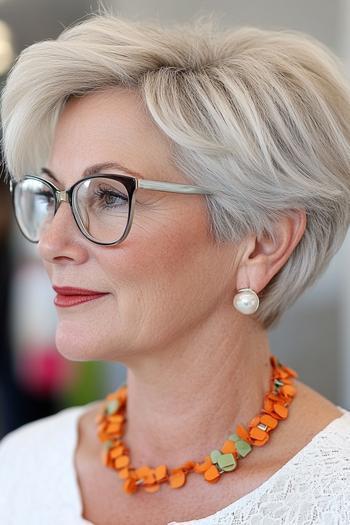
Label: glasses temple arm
xmin=138 ymin=179 xmax=213 ymax=195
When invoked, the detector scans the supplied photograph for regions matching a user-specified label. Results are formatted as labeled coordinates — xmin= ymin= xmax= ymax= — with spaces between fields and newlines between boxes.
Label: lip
xmin=53 ymin=286 xmax=109 ymax=308
xmin=53 ymin=286 xmax=108 ymax=295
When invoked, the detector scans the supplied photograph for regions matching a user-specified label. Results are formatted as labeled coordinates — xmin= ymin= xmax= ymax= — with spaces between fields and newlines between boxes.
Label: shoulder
xmin=304 ymin=406 xmax=350 ymax=476
xmin=0 ymin=402 xmax=96 ymax=523
xmin=259 ymin=409 xmax=350 ymax=520
xmin=300 ymin=407 xmax=350 ymax=477
xmin=275 ymin=398 xmax=350 ymax=500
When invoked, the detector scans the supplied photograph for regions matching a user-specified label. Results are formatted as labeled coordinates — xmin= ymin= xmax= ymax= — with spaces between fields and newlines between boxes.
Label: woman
xmin=0 ymin=13 xmax=350 ymax=525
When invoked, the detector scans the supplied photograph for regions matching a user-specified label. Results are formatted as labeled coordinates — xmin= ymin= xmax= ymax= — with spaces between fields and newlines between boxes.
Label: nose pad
xmin=53 ymin=190 xmax=71 ymax=220
xmin=57 ymin=190 xmax=70 ymax=205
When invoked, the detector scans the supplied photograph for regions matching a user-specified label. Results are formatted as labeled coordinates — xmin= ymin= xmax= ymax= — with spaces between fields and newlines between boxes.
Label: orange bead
xmin=109 ymin=414 xmax=124 ymax=424
xmin=204 ymin=464 xmax=220 ymax=482
xmin=251 ymin=434 xmax=269 ymax=446
xmin=181 ymin=460 xmax=196 ymax=471
xmin=221 ymin=440 xmax=236 ymax=454
xmin=236 ymin=424 xmax=251 ymax=442
xmin=99 ymin=433 xmax=114 ymax=442
xmin=155 ymin=465 xmax=167 ymax=481
xmin=169 ymin=470 xmax=186 ymax=488
xmin=143 ymin=472 xmax=157 ymax=486
xmin=118 ymin=467 xmax=130 ymax=479
xmin=281 ymin=384 xmax=296 ymax=397
xmin=115 ymin=455 xmax=130 ymax=469
xmin=267 ymin=393 xmax=280 ymax=401
xmin=106 ymin=423 xmax=122 ymax=434
xmin=274 ymin=403 xmax=288 ymax=419
xmin=135 ymin=465 xmax=152 ymax=478
xmin=144 ymin=483 xmax=160 ymax=493
xmin=110 ymin=445 xmax=125 ymax=459
xmin=194 ymin=456 xmax=212 ymax=473
xmin=124 ymin=478 xmax=137 ymax=494
xmin=260 ymin=414 xmax=278 ymax=430
xmin=206 ymin=476 xmax=220 ymax=484
xmin=171 ymin=467 xmax=185 ymax=475
xmin=249 ymin=416 xmax=261 ymax=428
xmin=97 ymin=422 xmax=107 ymax=433
xmin=263 ymin=399 xmax=274 ymax=412
xmin=249 ymin=427 xmax=269 ymax=441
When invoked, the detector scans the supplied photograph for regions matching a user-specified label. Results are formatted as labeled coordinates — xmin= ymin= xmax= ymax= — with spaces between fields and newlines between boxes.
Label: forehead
xmin=47 ymin=88 xmax=179 ymax=185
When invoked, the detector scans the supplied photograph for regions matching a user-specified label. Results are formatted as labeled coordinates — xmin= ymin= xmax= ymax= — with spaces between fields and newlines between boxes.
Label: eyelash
xmin=94 ymin=188 xmax=128 ymax=208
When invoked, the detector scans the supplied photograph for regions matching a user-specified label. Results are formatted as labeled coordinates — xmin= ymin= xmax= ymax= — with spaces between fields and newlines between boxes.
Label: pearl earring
xmin=233 ymin=288 xmax=260 ymax=315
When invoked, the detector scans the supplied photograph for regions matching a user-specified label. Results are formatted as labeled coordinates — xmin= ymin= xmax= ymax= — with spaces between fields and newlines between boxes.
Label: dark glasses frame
xmin=9 ymin=168 xmax=215 ymax=246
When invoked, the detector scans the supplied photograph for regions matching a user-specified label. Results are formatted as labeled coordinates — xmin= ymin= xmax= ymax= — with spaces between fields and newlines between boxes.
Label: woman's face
xmin=39 ymin=88 xmax=238 ymax=363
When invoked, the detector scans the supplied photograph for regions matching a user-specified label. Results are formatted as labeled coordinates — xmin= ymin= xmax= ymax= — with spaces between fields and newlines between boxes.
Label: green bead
xmin=236 ymin=439 xmax=252 ymax=458
xmin=228 ymin=433 xmax=240 ymax=442
xmin=103 ymin=439 xmax=114 ymax=450
xmin=210 ymin=449 xmax=222 ymax=464
xmin=217 ymin=453 xmax=237 ymax=472
xmin=222 ymin=462 xmax=237 ymax=472
xmin=106 ymin=399 xmax=120 ymax=415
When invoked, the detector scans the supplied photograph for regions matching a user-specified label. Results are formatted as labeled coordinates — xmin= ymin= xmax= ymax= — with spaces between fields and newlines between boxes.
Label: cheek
xmin=104 ymin=198 xmax=213 ymax=285
xmin=100 ymin=205 xmax=217 ymax=322
xmin=102 ymin=225 xmax=191 ymax=290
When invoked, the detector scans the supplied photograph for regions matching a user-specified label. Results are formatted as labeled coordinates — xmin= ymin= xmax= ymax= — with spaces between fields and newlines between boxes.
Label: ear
xmin=235 ymin=209 xmax=307 ymax=293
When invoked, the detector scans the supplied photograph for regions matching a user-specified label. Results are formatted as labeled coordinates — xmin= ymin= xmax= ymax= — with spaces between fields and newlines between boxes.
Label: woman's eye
xmin=95 ymin=188 xmax=128 ymax=208
xmin=36 ymin=190 xmax=54 ymax=204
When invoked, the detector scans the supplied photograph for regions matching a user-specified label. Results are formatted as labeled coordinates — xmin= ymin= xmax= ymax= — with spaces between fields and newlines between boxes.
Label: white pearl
xmin=233 ymin=289 xmax=259 ymax=315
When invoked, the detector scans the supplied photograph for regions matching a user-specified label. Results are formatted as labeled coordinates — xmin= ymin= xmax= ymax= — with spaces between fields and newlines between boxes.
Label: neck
xmin=122 ymin=308 xmax=272 ymax=468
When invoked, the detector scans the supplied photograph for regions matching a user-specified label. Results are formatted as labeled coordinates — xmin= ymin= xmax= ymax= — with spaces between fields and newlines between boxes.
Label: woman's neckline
xmin=67 ymin=402 xmax=349 ymax=525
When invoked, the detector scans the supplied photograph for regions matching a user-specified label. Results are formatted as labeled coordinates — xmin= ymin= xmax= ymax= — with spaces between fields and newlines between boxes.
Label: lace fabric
xmin=0 ymin=403 xmax=349 ymax=524
xmin=169 ymin=406 xmax=350 ymax=524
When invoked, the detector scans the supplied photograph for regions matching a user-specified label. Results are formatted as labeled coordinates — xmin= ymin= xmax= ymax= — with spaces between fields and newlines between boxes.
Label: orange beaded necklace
xmin=95 ymin=354 xmax=298 ymax=494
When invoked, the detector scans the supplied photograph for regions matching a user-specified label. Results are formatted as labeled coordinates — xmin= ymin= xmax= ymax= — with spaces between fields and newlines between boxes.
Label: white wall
xmin=112 ymin=0 xmax=340 ymax=49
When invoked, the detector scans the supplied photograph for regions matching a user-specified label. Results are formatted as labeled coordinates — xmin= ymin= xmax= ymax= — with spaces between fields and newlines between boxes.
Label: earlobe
xmin=233 ymin=288 xmax=260 ymax=315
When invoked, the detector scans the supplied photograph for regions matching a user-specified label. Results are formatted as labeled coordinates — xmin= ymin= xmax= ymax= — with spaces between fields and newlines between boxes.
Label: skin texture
xmin=38 ymin=88 xmax=343 ymax=523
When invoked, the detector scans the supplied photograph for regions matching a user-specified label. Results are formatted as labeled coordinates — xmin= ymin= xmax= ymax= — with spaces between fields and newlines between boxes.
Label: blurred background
xmin=0 ymin=0 xmax=349 ymax=438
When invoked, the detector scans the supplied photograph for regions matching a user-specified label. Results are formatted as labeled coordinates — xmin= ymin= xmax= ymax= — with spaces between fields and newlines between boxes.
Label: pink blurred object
xmin=16 ymin=345 xmax=76 ymax=396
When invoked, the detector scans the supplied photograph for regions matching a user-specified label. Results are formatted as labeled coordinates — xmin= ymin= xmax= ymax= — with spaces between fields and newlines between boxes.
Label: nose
xmin=38 ymin=200 xmax=89 ymax=265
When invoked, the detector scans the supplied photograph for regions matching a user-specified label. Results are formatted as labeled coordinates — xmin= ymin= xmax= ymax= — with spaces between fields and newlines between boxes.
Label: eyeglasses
xmin=9 ymin=169 xmax=215 ymax=246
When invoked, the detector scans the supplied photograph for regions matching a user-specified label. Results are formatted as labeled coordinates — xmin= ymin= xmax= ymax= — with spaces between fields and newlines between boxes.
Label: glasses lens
xmin=74 ymin=177 xmax=130 ymax=244
xmin=13 ymin=178 xmax=55 ymax=242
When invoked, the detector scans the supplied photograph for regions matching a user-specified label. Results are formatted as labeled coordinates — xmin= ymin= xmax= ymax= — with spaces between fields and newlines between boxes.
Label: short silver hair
xmin=2 ymin=13 xmax=350 ymax=328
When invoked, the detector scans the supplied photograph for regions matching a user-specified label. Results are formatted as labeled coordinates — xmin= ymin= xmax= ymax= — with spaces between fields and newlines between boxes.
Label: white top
xmin=0 ymin=402 xmax=350 ymax=525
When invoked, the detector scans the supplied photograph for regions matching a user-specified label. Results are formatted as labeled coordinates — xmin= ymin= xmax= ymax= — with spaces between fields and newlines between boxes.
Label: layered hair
xmin=2 ymin=13 xmax=350 ymax=328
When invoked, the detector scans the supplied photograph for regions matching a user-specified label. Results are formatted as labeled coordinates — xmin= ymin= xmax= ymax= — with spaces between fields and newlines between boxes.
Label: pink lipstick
xmin=53 ymin=286 xmax=109 ymax=308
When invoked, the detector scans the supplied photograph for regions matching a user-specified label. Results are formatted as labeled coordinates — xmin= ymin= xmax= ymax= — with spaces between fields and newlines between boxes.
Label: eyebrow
xmin=41 ymin=161 xmax=144 ymax=183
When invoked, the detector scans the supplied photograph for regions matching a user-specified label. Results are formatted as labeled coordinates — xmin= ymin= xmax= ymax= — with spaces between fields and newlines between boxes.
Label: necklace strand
xmin=95 ymin=354 xmax=298 ymax=494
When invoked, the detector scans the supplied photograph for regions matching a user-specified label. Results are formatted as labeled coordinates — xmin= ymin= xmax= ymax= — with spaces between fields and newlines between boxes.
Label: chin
xmin=54 ymin=319 xmax=102 ymax=361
